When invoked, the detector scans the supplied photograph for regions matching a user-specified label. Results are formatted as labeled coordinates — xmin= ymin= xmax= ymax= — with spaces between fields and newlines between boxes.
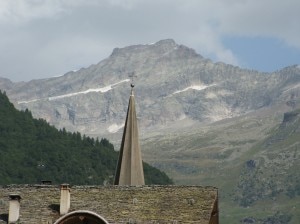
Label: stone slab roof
xmin=0 ymin=185 xmax=218 ymax=224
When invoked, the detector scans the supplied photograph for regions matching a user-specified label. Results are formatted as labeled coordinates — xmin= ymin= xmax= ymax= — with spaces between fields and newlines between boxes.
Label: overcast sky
xmin=0 ymin=0 xmax=299 ymax=82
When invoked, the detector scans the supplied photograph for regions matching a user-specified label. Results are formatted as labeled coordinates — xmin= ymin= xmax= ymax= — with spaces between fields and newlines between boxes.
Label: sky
xmin=0 ymin=0 xmax=299 ymax=82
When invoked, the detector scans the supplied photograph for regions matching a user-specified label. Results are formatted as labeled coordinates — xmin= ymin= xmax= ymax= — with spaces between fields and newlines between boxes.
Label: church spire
xmin=114 ymin=79 xmax=145 ymax=185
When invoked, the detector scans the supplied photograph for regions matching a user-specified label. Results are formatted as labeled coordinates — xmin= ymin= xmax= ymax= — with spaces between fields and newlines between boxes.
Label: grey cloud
xmin=0 ymin=0 xmax=299 ymax=81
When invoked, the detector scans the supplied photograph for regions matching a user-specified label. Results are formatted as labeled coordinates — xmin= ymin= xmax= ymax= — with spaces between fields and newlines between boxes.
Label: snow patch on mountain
xmin=18 ymin=79 xmax=130 ymax=104
xmin=107 ymin=123 xmax=124 ymax=133
xmin=17 ymin=99 xmax=40 ymax=104
xmin=178 ymin=114 xmax=187 ymax=120
xmin=172 ymin=84 xmax=216 ymax=95
xmin=207 ymin=104 xmax=233 ymax=122
xmin=283 ymin=83 xmax=300 ymax=93
xmin=49 ymin=79 xmax=130 ymax=101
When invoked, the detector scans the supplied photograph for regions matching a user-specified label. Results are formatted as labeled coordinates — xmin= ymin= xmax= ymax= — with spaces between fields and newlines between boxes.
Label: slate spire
xmin=114 ymin=81 xmax=145 ymax=185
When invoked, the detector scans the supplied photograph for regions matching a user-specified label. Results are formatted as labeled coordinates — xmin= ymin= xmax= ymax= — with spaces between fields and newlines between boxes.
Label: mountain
xmin=1 ymin=39 xmax=300 ymax=223
xmin=0 ymin=90 xmax=173 ymax=185
xmin=1 ymin=39 xmax=300 ymax=140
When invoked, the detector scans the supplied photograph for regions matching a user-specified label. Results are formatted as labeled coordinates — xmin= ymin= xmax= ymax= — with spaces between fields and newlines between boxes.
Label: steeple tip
xmin=129 ymin=72 xmax=137 ymax=96
xmin=130 ymin=83 xmax=135 ymax=95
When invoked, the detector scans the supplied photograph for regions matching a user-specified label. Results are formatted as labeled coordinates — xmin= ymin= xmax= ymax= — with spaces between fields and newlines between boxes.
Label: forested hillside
xmin=0 ymin=90 xmax=172 ymax=185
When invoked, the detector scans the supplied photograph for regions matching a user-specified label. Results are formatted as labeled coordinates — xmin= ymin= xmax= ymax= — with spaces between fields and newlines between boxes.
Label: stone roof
xmin=0 ymin=185 xmax=218 ymax=224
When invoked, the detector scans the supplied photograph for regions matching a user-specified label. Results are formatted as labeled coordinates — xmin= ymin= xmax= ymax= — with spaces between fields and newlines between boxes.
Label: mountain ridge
xmin=1 ymin=39 xmax=299 ymax=140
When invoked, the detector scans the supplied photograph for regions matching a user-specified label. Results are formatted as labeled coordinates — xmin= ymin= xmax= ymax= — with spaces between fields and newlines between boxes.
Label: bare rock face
xmin=1 ymin=39 xmax=300 ymax=138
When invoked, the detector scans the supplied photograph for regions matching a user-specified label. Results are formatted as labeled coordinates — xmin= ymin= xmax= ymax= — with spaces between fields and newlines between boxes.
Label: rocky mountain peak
xmin=109 ymin=39 xmax=201 ymax=60
xmin=153 ymin=39 xmax=177 ymax=48
xmin=0 ymin=77 xmax=13 ymax=90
